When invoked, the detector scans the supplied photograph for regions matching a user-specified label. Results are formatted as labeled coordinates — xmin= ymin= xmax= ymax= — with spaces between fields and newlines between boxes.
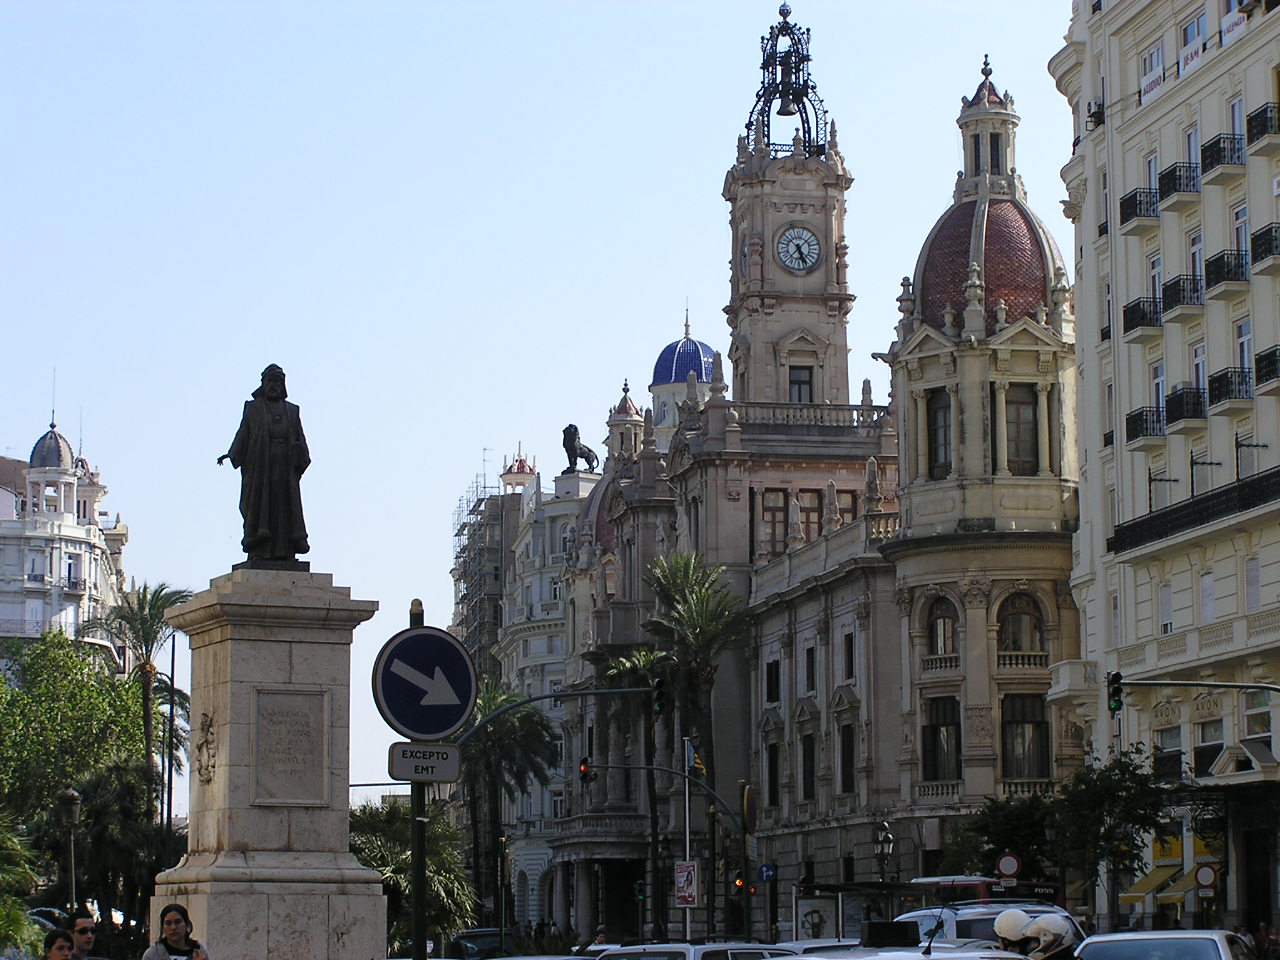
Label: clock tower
xmin=723 ymin=4 xmax=854 ymax=405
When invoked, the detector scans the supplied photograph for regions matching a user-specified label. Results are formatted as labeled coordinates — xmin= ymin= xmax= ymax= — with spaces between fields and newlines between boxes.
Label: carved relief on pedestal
xmin=195 ymin=711 xmax=217 ymax=784
xmin=895 ymin=579 xmax=913 ymax=615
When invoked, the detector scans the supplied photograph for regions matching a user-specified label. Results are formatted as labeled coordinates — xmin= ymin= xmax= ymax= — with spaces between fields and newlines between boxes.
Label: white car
xmin=1076 ymin=930 xmax=1257 ymax=960
xmin=596 ymin=943 xmax=798 ymax=960
xmin=894 ymin=902 xmax=1085 ymax=944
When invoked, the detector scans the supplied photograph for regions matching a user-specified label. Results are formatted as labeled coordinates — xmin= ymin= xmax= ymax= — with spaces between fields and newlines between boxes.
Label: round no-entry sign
xmin=996 ymin=853 xmax=1022 ymax=877
xmin=372 ymin=626 xmax=477 ymax=741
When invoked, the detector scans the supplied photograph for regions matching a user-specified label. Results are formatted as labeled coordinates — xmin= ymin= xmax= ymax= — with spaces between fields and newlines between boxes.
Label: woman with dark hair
xmin=141 ymin=903 xmax=210 ymax=960
xmin=42 ymin=929 xmax=73 ymax=960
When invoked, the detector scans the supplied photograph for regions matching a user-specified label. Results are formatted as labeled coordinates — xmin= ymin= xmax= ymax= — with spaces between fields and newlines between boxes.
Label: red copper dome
xmin=916 ymin=196 xmax=1063 ymax=332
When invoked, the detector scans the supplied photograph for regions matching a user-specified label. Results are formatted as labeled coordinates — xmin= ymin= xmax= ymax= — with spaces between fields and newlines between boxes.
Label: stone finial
xmin=710 ymin=352 xmax=728 ymax=400
xmin=686 ymin=370 xmax=699 ymax=401
xmin=862 ymin=378 xmax=873 ymax=406
xmin=792 ymin=129 xmax=805 ymax=156
xmin=994 ymin=299 xmax=1008 ymax=326
xmin=822 ymin=478 xmax=842 ymax=534
xmin=897 ymin=276 xmax=915 ymax=319
xmin=828 ymin=119 xmax=839 ymax=154
xmin=865 ymin=456 xmax=885 ymax=512
xmin=1036 ymin=302 xmax=1048 ymax=324
xmin=942 ymin=303 xmax=956 ymax=331
xmin=786 ymin=496 xmax=806 ymax=549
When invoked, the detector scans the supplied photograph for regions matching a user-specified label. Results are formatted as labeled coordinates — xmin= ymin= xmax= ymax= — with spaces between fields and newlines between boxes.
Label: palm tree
xmin=350 ymin=796 xmax=477 ymax=954
xmin=80 ymin=582 xmax=193 ymax=819
xmin=603 ymin=648 xmax=675 ymax=938
xmin=457 ymin=679 xmax=558 ymax=925
xmin=643 ymin=552 xmax=750 ymax=793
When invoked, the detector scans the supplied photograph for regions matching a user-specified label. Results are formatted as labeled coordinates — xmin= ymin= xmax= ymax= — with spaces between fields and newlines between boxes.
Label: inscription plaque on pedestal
xmin=252 ymin=687 xmax=330 ymax=806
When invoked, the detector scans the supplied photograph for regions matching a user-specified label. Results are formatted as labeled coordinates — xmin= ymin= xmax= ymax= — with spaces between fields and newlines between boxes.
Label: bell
xmin=776 ymin=96 xmax=798 ymax=116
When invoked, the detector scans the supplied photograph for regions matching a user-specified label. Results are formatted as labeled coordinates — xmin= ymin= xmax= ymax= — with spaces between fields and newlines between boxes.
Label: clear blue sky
xmin=1 ymin=1 xmax=1074 ymax=809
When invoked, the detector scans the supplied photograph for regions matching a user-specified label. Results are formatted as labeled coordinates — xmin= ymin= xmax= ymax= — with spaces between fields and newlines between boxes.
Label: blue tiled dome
xmin=651 ymin=335 xmax=715 ymax=388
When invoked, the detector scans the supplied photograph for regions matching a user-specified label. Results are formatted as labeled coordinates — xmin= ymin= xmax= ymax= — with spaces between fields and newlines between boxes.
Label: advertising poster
xmin=674 ymin=860 xmax=701 ymax=908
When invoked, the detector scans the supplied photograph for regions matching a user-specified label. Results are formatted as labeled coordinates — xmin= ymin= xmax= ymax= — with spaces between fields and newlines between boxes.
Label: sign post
xmin=373 ymin=609 xmax=478 ymax=960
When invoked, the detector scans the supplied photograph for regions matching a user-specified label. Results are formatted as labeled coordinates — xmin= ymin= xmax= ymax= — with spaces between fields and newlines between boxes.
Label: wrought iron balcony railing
xmin=1119 ymin=188 xmax=1159 ymax=223
xmin=1162 ymin=275 xmax=1204 ymax=312
xmin=1205 ymin=250 xmax=1250 ymax=288
xmin=1158 ymin=162 xmax=1200 ymax=201
xmin=1165 ymin=386 xmax=1207 ymax=424
xmin=1253 ymin=222 xmax=1280 ymax=263
xmin=1247 ymin=102 xmax=1280 ymax=144
xmin=1203 ymin=133 xmax=1246 ymax=171
xmin=1122 ymin=297 xmax=1163 ymax=334
xmin=1256 ymin=345 xmax=1280 ymax=387
xmin=1107 ymin=463 xmax=1280 ymax=553
xmin=1126 ymin=406 xmax=1166 ymax=443
xmin=1209 ymin=367 xmax=1253 ymax=405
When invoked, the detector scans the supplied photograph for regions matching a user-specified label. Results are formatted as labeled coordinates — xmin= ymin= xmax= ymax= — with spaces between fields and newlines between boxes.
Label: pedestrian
xmin=535 ymin=918 xmax=546 ymax=940
xmin=550 ymin=919 xmax=561 ymax=939
xmin=142 ymin=903 xmax=211 ymax=960
xmin=42 ymin=930 xmax=73 ymax=960
xmin=68 ymin=908 xmax=102 ymax=960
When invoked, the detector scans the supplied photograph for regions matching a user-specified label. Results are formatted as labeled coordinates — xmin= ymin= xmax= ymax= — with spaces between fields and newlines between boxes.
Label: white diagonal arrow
xmin=390 ymin=658 xmax=462 ymax=707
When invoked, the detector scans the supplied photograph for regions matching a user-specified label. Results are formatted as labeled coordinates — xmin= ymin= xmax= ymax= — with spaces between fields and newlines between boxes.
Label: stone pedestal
xmin=155 ymin=568 xmax=386 ymax=960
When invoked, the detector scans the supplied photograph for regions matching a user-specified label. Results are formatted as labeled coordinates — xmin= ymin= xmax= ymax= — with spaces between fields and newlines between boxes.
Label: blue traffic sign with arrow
xmin=372 ymin=626 xmax=477 ymax=741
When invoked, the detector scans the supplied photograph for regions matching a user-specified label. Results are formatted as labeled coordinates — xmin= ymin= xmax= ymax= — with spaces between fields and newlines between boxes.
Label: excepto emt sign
xmin=388 ymin=741 xmax=462 ymax=783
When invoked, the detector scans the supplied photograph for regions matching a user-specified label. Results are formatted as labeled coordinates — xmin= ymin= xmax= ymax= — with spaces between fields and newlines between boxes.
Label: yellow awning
xmin=1155 ymin=870 xmax=1198 ymax=903
xmin=1118 ymin=865 xmax=1179 ymax=904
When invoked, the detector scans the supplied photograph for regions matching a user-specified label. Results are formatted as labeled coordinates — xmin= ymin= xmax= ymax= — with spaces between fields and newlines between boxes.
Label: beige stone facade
xmin=1052 ymin=0 xmax=1280 ymax=930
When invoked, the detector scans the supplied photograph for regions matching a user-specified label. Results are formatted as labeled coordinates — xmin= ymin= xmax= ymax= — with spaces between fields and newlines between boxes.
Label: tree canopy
xmin=0 ymin=632 xmax=146 ymax=822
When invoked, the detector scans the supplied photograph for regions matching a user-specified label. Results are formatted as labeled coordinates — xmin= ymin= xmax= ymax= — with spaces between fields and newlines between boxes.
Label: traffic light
xmin=652 ymin=677 xmax=668 ymax=715
xmin=734 ymin=871 xmax=744 ymax=889
xmin=633 ymin=880 xmax=646 ymax=902
xmin=579 ymin=756 xmax=597 ymax=783
xmin=797 ymin=874 xmax=811 ymax=897
xmin=1106 ymin=671 xmax=1124 ymax=716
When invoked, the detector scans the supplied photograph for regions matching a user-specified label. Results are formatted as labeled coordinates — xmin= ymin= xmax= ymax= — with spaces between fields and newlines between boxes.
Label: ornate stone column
xmin=947 ymin=383 xmax=961 ymax=478
xmin=913 ymin=389 xmax=929 ymax=481
xmin=1036 ymin=383 xmax=1053 ymax=476
xmin=993 ymin=382 xmax=1009 ymax=476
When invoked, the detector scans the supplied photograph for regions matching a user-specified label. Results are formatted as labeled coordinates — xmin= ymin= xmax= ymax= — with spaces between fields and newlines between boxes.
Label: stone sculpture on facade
xmin=561 ymin=424 xmax=599 ymax=473
xmin=218 ymin=364 xmax=310 ymax=562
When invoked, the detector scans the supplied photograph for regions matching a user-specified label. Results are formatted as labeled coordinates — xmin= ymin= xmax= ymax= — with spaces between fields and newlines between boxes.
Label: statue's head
xmin=564 ymin=424 xmax=578 ymax=440
xmin=255 ymin=364 xmax=287 ymax=401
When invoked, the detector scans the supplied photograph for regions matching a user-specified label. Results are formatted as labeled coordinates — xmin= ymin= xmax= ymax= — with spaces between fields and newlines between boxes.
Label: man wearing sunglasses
xmin=68 ymin=908 xmax=102 ymax=960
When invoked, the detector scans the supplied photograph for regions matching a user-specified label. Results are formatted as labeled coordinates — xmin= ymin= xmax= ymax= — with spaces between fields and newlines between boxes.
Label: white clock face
xmin=777 ymin=225 xmax=821 ymax=273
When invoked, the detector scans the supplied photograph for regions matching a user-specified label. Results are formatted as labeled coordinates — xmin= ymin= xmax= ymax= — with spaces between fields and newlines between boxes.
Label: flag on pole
xmin=686 ymin=741 xmax=707 ymax=775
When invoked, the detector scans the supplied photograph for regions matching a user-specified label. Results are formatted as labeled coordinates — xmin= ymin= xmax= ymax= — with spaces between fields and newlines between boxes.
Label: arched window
xmin=998 ymin=593 xmax=1044 ymax=652
xmin=927 ymin=597 xmax=958 ymax=655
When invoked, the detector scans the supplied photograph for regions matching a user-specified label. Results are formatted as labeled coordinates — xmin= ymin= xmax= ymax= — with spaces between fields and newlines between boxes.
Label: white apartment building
xmin=1053 ymin=0 xmax=1280 ymax=930
xmin=0 ymin=422 xmax=127 ymax=660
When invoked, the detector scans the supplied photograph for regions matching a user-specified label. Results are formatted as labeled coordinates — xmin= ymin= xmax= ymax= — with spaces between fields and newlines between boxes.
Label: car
xmin=894 ymin=902 xmax=1086 ymax=945
xmin=595 ymin=942 xmax=798 ymax=960
xmin=452 ymin=928 xmax=508 ymax=958
xmin=800 ymin=944 xmax=1024 ymax=960
xmin=1075 ymin=930 xmax=1257 ymax=960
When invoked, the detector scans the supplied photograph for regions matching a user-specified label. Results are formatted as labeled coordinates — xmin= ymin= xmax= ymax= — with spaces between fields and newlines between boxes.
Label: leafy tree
xmin=0 ymin=815 xmax=39 ymax=954
xmin=457 ymin=680 xmax=557 ymax=925
xmin=643 ymin=552 xmax=750 ymax=791
xmin=26 ymin=760 xmax=184 ymax=960
xmin=80 ymin=582 xmax=193 ymax=819
xmin=603 ymin=649 xmax=676 ymax=939
xmin=938 ymin=792 xmax=1056 ymax=879
xmin=0 ymin=632 xmax=146 ymax=822
xmin=1052 ymin=744 xmax=1170 ymax=887
xmin=350 ymin=796 xmax=477 ymax=954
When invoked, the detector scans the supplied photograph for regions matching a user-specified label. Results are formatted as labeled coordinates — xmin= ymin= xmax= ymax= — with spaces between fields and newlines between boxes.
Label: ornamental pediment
xmin=987 ymin=317 xmax=1066 ymax=350
xmin=792 ymin=695 xmax=820 ymax=724
xmin=829 ymin=682 xmax=860 ymax=714
xmin=900 ymin=323 xmax=955 ymax=357
xmin=759 ymin=706 xmax=785 ymax=733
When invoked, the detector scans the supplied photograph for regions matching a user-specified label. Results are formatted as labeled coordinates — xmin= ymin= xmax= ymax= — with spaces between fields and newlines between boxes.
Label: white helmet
xmin=993 ymin=908 xmax=1033 ymax=944
xmin=1025 ymin=915 xmax=1074 ymax=959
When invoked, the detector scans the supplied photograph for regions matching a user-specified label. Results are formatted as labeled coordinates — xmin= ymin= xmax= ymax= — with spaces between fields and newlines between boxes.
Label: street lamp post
xmin=873 ymin=821 xmax=895 ymax=918
xmin=57 ymin=787 xmax=82 ymax=911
